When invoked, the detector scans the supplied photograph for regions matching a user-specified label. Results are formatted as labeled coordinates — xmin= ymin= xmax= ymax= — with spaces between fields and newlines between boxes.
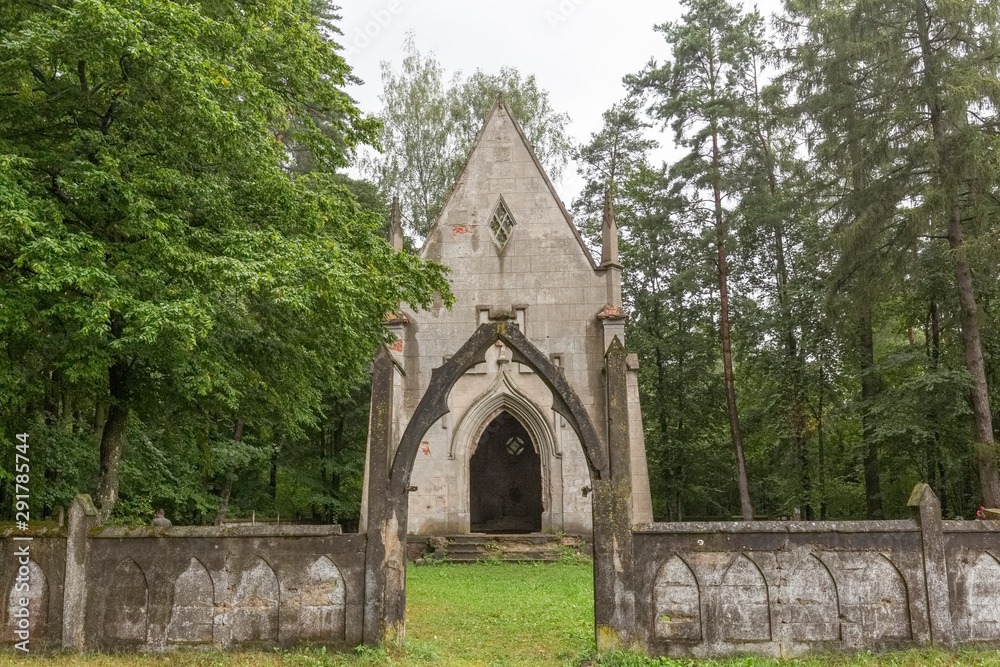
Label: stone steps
xmin=411 ymin=533 xmax=587 ymax=564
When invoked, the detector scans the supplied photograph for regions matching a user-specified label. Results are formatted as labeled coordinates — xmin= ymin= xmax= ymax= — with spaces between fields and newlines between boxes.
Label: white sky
xmin=338 ymin=0 xmax=782 ymax=204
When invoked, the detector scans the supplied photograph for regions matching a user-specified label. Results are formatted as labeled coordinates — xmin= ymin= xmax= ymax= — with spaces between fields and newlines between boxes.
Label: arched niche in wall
xmin=166 ymin=557 xmax=215 ymax=645
xmin=859 ymin=554 xmax=911 ymax=642
xmin=3 ymin=560 xmax=48 ymax=644
xmin=718 ymin=553 xmax=771 ymax=642
xmin=653 ymin=554 xmax=701 ymax=641
xmin=104 ymin=558 xmax=149 ymax=645
xmin=230 ymin=557 xmax=279 ymax=645
xmin=783 ymin=554 xmax=840 ymax=642
xmin=964 ymin=551 xmax=1000 ymax=641
xmin=298 ymin=556 xmax=346 ymax=642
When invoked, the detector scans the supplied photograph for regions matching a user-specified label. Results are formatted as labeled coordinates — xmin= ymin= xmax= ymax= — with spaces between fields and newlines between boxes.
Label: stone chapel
xmin=361 ymin=99 xmax=652 ymax=537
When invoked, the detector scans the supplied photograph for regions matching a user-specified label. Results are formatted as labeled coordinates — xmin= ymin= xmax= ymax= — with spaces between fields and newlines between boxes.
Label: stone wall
xmin=634 ymin=486 xmax=1000 ymax=657
xmin=0 ymin=496 xmax=365 ymax=652
xmin=4 ymin=487 xmax=996 ymax=656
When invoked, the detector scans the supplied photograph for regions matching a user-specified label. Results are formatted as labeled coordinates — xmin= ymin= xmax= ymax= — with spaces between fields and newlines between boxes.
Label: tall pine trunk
xmin=915 ymin=0 xmax=1000 ymax=508
xmin=757 ymin=101 xmax=811 ymax=518
xmin=712 ymin=126 xmax=752 ymax=520
xmin=946 ymin=207 xmax=1000 ymax=507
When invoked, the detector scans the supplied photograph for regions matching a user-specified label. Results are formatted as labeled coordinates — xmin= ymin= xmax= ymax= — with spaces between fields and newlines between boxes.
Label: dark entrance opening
xmin=470 ymin=411 xmax=542 ymax=533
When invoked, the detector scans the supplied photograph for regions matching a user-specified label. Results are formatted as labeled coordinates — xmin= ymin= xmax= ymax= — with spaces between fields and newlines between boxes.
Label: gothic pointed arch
xmin=718 ymin=553 xmax=771 ymax=641
xmin=231 ymin=557 xmax=279 ymax=644
xmin=388 ymin=321 xmax=606 ymax=498
xmin=451 ymin=367 xmax=559 ymax=532
xmin=167 ymin=557 xmax=214 ymax=644
xmin=4 ymin=560 xmax=48 ymax=644
xmin=962 ymin=551 xmax=1000 ymax=640
xmin=299 ymin=556 xmax=347 ymax=642
xmin=450 ymin=365 xmax=558 ymax=462
xmin=859 ymin=554 xmax=911 ymax=641
xmin=784 ymin=554 xmax=840 ymax=641
xmin=103 ymin=558 xmax=149 ymax=645
xmin=653 ymin=554 xmax=701 ymax=640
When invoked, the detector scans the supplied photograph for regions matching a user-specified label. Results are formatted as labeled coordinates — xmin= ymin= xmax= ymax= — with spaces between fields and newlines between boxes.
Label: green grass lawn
xmin=404 ymin=561 xmax=594 ymax=665
xmin=1 ymin=561 xmax=998 ymax=666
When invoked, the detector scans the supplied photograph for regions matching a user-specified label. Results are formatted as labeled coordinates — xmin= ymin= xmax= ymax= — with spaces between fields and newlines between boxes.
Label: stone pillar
xmin=626 ymin=353 xmax=653 ymax=524
xmin=600 ymin=189 xmax=623 ymax=311
xmin=908 ymin=483 xmax=954 ymax=647
xmin=388 ymin=196 xmax=404 ymax=251
xmin=593 ymin=335 xmax=636 ymax=650
xmin=62 ymin=494 xmax=97 ymax=651
xmin=362 ymin=348 xmax=399 ymax=645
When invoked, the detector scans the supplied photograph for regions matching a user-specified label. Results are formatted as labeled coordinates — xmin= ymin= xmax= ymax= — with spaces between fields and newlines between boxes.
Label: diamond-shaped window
xmin=506 ymin=436 xmax=525 ymax=456
xmin=489 ymin=198 xmax=517 ymax=250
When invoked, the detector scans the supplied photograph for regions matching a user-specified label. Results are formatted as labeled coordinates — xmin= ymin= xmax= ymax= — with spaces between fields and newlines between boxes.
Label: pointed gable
xmin=418 ymin=99 xmax=598 ymax=272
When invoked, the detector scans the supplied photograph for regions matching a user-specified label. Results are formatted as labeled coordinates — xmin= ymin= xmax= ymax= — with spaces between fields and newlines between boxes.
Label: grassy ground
xmin=404 ymin=560 xmax=593 ymax=665
xmin=1 ymin=561 xmax=997 ymax=666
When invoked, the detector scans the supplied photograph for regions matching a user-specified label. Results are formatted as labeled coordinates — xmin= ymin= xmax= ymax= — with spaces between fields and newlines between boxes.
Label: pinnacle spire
xmin=389 ymin=196 xmax=403 ymax=251
xmin=600 ymin=187 xmax=619 ymax=268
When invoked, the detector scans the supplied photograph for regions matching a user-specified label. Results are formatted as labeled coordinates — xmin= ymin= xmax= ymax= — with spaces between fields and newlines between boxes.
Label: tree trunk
xmin=927 ymin=301 xmax=947 ymax=514
xmin=93 ymin=401 xmax=107 ymax=434
xmin=95 ymin=358 xmax=129 ymax=523
xmin=859 ymin=304 xmax=883 ymax=519
xmin=215 ymin=479 xmax=233 ymax=526
xmin=215 ymin=420 xmax=243 ymax=526
xmin=712 ymin=128 xmax=752 ymax=520
xmin=763 ymin=122 xmax=811 ymax=519
xmin=913 ymin=0 xmax=1000 ymax=508
xmin=817 ymin=361 xmax=827 ymax=519
xmin=269 ymin=445 xmax=279 ymax=499
xmin=773 ymin=200 xmax=811 ymax=518
xmin=947 ymin=207 xmax=1000 ymax=507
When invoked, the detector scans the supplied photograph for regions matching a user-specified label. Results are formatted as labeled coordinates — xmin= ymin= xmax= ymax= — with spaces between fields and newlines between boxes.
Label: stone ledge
xmin=0 ymin=524 xmax=65 ymax=537
xmin=942 ymin=519 xmax=1000 ymax=532
xmin=90 ymin=524 xmax=343 ymax=538
xmin=634 ymin=519 xmax=919 ymax=534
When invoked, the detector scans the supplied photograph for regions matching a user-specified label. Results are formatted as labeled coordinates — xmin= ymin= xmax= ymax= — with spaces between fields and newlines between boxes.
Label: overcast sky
xmin=338 ymin=0 xmax=782 ymax=203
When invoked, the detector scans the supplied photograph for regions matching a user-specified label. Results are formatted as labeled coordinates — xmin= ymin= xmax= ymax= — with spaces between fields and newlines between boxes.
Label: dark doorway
xmin=470 ymin=412 xmax=542 ymax=533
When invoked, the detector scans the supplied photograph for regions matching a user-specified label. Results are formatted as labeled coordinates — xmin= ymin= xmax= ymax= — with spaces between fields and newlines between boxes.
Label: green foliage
xmin=572 ymin=0 xmax=1000 ymax=520
xmin=0 ymin=0 xmax=449 ymax=522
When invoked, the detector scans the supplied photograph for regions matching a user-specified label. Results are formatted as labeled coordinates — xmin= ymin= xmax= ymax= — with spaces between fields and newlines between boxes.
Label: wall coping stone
xmin=90 ymin=524 xmax=343 ymax=538
xmin=634 ymin=519 xmax=918 ymax=534
xmin=941 ymin=519 xmax=1000 ymax=533
xmin=0 ymin=525 xmax=65 ymax=537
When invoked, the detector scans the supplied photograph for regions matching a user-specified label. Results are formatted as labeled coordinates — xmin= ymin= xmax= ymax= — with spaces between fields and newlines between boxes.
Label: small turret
xmin=600 ymin=188 xmax=622 ymax=309
xmin=388 ymin=196 xmax=404 ymax=251
xmin=600 ymin=187 xmax=620 ymax=268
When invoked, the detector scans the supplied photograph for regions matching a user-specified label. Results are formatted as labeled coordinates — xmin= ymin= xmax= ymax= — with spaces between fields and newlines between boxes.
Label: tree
xmin=635 ymin=0 xmax=764 ymax=519
xmin=367 ymin=34 xmax=572 ymax=237
xmin=573 ymin=95 xmax=657 ymax=239
xmin=783 ymin=0 xmax=1000 ymax=509
xmin=0 ymin=0 xmax=450 ymax=521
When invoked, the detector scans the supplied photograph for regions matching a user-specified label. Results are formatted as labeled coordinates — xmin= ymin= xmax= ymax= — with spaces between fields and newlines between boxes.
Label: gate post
xmin=593 ymin=336 xmax=637 ymax=650
xmin=362 ymin=347 xmax=406 ymax=645
xmin=908 ymin=483 xmax=954 ymax=647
